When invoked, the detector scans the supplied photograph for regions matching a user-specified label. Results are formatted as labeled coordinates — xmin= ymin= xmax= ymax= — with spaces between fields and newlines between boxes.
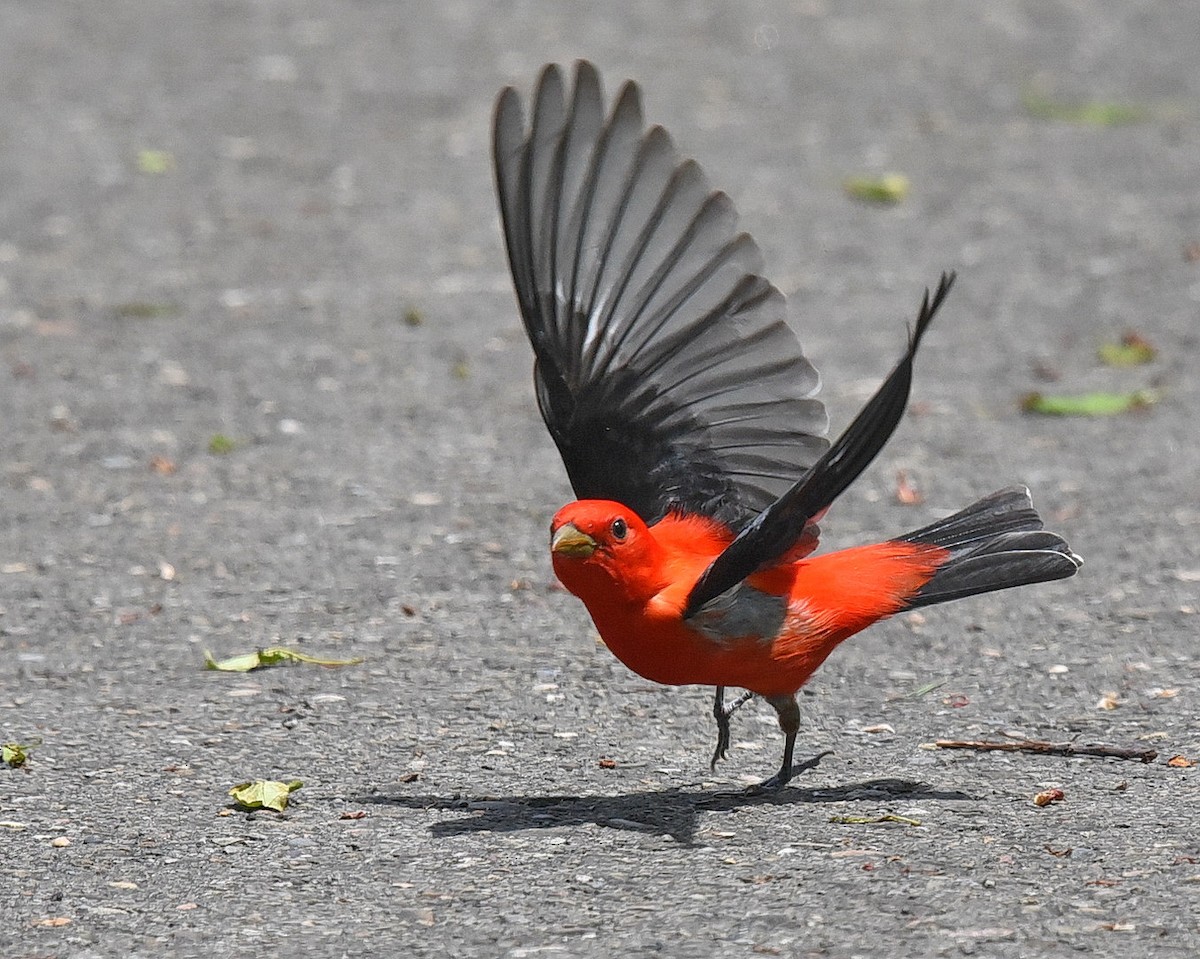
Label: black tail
xmin=899 ymin=486 xmax=1081 ymax=609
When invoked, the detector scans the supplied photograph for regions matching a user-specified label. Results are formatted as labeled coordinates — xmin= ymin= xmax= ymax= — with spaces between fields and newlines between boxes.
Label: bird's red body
xmin=552 ymin=502 xmax=947 ymax=699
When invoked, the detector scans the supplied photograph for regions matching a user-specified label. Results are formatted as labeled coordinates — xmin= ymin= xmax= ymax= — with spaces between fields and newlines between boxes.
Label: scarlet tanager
xmin=492 ymin=62 xmax=1081 ymax=788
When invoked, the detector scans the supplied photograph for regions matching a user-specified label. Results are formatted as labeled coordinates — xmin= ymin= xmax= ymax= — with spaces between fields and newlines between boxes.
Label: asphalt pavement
xmin=2 ymin=2 xmax=1199 ymax=957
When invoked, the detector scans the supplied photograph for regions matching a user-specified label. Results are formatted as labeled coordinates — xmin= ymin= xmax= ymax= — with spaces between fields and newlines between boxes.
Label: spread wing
xmin=492 ymin=61 xmax=828 ymax=530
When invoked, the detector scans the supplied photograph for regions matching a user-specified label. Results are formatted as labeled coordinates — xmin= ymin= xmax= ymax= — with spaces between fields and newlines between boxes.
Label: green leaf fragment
xmin=228 ymin=779 xmax=303 ymax=812
xmin=1098 ymin=334 xmax=1156 ymax=367
xmin=1021 ymin=389 xmax=1158 ymax=417
xmin=830 ymin=814 xmax=922 ymax=826
xmin=1020 ymin=88 xmax=1147 ymax=126
xmin=204 ymin=647 xmax=364 ymax=672
xmin=843 ymin=173 xmax=910 ymax=205
xmin=137 ymin=149 xmax=176 ymax=174
xmin=904 ymin=679 xmax=948 ymax=700
xmin=114 ymin=301 xmax=181 ymax=320
xmin=207 ymin=434 xmax=237 ymax=455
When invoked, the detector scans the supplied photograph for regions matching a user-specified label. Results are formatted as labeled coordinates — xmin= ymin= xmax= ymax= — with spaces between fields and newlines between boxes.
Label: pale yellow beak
xmin=551 ymin=523 xmax=597 ymax=559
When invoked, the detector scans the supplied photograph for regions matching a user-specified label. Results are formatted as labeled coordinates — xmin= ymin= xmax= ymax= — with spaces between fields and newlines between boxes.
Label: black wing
xmin=493 ymin=61 xmax=828 ymax=530
xmin=686 ymin=273 xmax=956 ymax=616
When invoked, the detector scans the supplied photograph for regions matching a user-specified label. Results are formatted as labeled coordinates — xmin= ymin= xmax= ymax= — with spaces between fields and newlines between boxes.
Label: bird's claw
xmin=710 ymin=715 xmax=732 ymax=770
xmin=710 ymin=687 xmax=754 ymax=771
xmin=746 ymin=749 xmax=834 ymax=793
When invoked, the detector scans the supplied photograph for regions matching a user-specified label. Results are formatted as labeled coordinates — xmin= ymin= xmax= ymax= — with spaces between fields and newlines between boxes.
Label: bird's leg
xmin=758 ymin=694 xmax=800 ymax=788
xmin=711 ymin=686 xmax=732 ymax=769
xmin=752 ymin=694 xmax=833 ymax=790
xmin=710 ymin=686 xmax=755 ymax=770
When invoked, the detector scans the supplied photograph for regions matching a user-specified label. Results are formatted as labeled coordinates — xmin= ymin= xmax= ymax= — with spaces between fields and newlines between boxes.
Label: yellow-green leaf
xmin=843 ymin=173 xmax=910 ymax=205
xmin=137 ymin=149 xmax=176 ymax=174
xmin=1021 ymin=389 xmax=1158 ymax=416
xmin=204 ymin=647 xmax=363 ymax=672
xmin=3 ymin=742 xmax=36 ymax=768
xmin=1021 ymin=88 xmax=1147 ymax=126
xmin=1098 ymin=333 xmax=1156 ymax=367
xmin=204 ymin=650 xmax=264 ymax=672
xmin=228 ymin=779 xmax=302 ymax=812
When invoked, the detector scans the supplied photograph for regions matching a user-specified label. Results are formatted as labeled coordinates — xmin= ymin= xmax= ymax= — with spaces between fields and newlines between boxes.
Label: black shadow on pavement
xmin=357 ymin=778 xmax=976 ymax=844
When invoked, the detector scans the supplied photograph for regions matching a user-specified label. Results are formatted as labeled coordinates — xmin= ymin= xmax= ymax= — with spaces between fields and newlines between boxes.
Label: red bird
xmin=492 ymin=62 xmax=1081 ymax=788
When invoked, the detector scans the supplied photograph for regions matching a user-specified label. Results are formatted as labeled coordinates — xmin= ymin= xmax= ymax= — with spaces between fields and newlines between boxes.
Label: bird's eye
xmin=611 ymin=517 xmax=628 ymax=541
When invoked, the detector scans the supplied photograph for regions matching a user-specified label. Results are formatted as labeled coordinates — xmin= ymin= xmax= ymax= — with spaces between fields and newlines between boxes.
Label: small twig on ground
xmin=934 ymin=738 xmax=1158 ymax=763
xmin=830 ymin=814 xmax=922 ymax=826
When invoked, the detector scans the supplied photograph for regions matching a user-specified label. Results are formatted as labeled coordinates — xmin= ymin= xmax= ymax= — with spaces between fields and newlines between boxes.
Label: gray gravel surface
xmin=2 ymin=2 xmax=1199 ymax=957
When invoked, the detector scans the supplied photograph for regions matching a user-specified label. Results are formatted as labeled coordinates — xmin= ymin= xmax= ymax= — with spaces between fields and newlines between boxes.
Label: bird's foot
xmin=746 ymin=749 xmax=834 ymax=793
xmin=710 ymin=714 xmax=732 ymax=770
xmin=710 ymin=688 xmax=755 ymax=771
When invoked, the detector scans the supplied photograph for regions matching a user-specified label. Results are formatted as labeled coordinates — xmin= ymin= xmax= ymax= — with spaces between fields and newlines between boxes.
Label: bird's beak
xmin=551 ymin=523 xmax=597 ymax=559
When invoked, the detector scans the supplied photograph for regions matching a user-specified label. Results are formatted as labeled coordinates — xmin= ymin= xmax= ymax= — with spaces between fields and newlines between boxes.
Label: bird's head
xmin=549 ymin=500 xmax=665 ymax=604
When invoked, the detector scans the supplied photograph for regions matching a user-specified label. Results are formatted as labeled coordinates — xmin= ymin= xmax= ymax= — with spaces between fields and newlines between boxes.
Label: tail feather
xmin=899 ymin=486 xmax=1081 ymax=609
